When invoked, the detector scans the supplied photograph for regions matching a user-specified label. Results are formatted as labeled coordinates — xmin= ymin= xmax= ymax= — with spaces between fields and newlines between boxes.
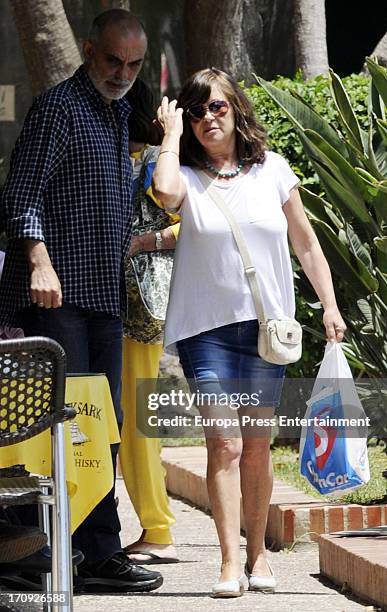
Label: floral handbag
xmin=123 ymin=150 xmax=175 ymax=344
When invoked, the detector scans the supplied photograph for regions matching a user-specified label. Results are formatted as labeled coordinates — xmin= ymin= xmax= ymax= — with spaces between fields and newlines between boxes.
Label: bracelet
xmin=159 ymin=150 xmax=179 ymax=157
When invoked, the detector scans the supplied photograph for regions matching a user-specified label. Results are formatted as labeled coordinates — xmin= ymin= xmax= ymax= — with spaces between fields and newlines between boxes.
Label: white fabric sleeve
xmin=274 ymin=153 xmax=300 ymax=205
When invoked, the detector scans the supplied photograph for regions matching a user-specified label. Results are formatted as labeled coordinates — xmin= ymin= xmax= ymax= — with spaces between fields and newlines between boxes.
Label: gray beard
xmin=87 ymin=65 xmax=134 ymax=102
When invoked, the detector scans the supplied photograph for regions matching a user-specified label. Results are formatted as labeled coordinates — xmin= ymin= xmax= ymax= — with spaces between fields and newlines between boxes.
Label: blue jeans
xmin=177 ymin=320 xmax=286 ymax=408
xmin=18 ymin=303 xmax=123 ymax=562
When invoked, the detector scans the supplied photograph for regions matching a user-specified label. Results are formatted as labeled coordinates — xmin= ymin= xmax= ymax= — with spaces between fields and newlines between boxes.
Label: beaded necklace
xmin=204 ymin=159 xmax=244 ymax=179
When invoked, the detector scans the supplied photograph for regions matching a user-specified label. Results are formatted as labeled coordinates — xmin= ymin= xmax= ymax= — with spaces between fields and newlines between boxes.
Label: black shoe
xmin=0 ymin=524 xmax=47 ymax=563
xmin=0 ymin=572 xmax=43 ymax=592
xmin=0 ymin=545 xmax=84 ymax=573
xmin=0 ymin=571 xmax=85 ymax=593
xmin=78 ymin=552 xmax=163 ymax=593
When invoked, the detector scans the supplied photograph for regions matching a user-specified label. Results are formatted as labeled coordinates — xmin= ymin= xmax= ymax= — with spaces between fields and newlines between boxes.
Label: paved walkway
xmin=74 ymin=478 xmax=372 ymax=612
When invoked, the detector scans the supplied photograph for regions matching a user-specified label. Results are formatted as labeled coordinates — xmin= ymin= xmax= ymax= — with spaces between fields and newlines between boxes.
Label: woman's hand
xmin=153 ymin=99 xmax=186 ymax=207
xmin=129 ymin=233 xmax=158 ymax=257
xmin=128 ymin=235 xmax=146 ymax=257
xmin=323 ymin=306 xmax=347 ymax=343
xmin=128 ymin=228 xmax=176 ymax=256
xmin=157 ymin=97 xmax=183 ymax=137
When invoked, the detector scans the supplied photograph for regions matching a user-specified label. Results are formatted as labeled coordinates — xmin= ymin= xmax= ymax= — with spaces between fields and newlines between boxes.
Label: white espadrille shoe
xmin=210 ymin=576 xmax=244 ymax=598
xmin=244 ymin=560 xmax=276 ymax=593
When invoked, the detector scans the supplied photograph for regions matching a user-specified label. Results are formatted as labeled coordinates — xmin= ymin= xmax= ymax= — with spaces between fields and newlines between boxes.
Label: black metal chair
xmin=0 ymin=337 xmax=75 ymax=612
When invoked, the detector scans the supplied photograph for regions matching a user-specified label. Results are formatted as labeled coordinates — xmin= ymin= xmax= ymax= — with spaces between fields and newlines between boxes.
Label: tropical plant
xmin=244 ymin=73 xmax=370 ymax=378
xmin=254 ymin=59 xmax=387 ymax=382
xmin=245 ymin=72 xmax=370 ymax=192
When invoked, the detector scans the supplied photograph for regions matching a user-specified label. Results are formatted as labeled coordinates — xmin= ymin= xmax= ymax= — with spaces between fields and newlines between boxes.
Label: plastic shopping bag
xmin=299 ymin=342 xmax=370 ymax=496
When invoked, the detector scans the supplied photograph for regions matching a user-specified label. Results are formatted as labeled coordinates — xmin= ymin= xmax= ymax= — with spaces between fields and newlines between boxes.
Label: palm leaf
xmin=303 ymin=129 xmax=373 ymax=203
xmin=369 ymin=78 xmax=385 ymax=121
xmin=253 ymin=75 xmax=347 ymax=156
xmin=369 ymin=188 xmax=387 ymax=227
xmin=355 ymin=167 xmax=379 ymax=199
xmin=311 ymin=159 xmax=372 ymax=225
xmin=366 ymin=58 xmax=387 ymax=107
xmin=313 ymin=219 xmax=379 ymax=296
xmin=346 ymin=225 xmax=373 ymax=269
xmin=375 ymin=268 xmax=387 ymax=303
xmin=299 ymin=186 xmax=336 ymax=226
xmin=357 ymin=298 xmax=375 ymax=333
xmin=374 ymin=236 xmax=387 ymax=255
xmin=376 ymin=118 xmax=387 ymax=146
xmin=329 ymin=69 xmax=366 ymax=152
xmin=374 ymin=238 xmax=387 ymax=273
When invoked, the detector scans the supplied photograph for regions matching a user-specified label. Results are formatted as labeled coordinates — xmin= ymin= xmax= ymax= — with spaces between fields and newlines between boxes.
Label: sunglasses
xmin=186 ymin=100 xmax=229 ymax=122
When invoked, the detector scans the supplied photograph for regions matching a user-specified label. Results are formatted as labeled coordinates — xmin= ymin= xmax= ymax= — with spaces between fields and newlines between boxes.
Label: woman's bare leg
xmin=202 ymin=405 xmax=243 ymax=581
xmin=239 ymin=407 xmax=274 ymax=575
xmin=206 ymin=436 xmax=243 ymax=580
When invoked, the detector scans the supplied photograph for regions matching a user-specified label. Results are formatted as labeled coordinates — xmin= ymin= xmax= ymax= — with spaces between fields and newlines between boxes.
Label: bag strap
xmin=195 ymin=169 xmax=266 ymax=323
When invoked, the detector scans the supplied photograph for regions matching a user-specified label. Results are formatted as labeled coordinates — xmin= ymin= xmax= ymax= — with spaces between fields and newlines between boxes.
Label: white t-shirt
xmin=163 ymin=151 xmax=300 ymax=354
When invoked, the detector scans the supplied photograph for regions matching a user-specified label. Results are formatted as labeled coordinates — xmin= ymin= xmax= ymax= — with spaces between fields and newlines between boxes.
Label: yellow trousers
xmin=119 ymin=338 xmax=176 ymax=544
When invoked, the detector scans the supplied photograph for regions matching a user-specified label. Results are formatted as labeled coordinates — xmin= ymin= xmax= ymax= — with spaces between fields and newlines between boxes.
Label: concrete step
xmin=161 ymin=446 xmax=387 ymax=548
xmin=319 ymin=533 xmax=387 ymax=609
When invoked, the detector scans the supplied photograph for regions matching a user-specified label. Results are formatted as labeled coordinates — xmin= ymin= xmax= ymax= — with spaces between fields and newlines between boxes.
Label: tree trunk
xmin=111 ymin=0 xmax=131 ymax=8
xmin=243 ymin=0 xmax=295 ymax=81
xmin=9 ymin=0 xmax=82 ymax=96
xmin=184 ymin=0 xmax=254 ymax=81
xmin=293 ymin=0 xmax=329 ymax=78
xmin=368 ymin=30 xmax=387 ymax=68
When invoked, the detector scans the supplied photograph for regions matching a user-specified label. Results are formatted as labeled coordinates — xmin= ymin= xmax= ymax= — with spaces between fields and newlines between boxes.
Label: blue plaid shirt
xmin=0 ymin=65 xmax=133 ymax=324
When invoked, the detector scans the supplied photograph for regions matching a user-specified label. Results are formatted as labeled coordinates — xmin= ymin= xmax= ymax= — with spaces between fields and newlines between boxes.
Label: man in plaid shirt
xmin=0 ymin=9 xmax=163 ymax=593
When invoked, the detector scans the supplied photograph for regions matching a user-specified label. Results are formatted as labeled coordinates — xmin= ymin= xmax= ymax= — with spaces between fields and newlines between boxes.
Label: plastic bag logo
xmin=314 ymin=405 xmax=337 ymax=470
xmin=299 ymin=342 xmax=370 ymax=496
xmin=306 ymin=459 xmax=349 ymax=488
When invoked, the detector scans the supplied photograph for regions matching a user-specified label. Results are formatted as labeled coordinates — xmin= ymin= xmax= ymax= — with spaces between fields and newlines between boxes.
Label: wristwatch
xmin=155 ymin=231 xmax=163 ymax=250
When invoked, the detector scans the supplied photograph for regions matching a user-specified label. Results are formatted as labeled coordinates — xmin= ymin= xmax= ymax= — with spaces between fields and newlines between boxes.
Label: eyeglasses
xmin=186 ymin=100 xmax=229 ymax=122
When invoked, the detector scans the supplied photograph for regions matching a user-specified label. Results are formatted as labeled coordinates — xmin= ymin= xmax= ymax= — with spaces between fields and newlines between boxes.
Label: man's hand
xmin=24 ymin=240 xmax=62 ymax=308
xmin=30 ymin=265 xmax=62 ymax=308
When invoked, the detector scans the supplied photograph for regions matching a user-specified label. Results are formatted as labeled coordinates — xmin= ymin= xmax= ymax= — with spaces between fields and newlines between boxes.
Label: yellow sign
xmin=0 ymin=374 xmax=120 ymax=532
xmin=65 ymin=375 xmax=120 ymax=530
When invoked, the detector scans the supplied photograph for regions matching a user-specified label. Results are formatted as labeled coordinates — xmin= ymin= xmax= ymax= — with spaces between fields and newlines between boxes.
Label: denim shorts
xmin=177 ymin=320 xmax=286 ymax=408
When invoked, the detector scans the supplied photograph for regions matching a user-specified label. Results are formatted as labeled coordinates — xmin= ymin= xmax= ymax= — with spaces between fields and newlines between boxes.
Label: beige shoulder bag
xmin=196 ymin=170 xmax=302 ymax=365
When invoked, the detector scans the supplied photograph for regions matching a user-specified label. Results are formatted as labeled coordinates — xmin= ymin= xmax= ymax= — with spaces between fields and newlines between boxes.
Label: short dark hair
xmin=88 ymin=9 xmax=146 ymax=42
xmin=177 ymin=68 xmax=267 ymax=168
xmin=126 ymin=79 xmax=162 ymax=146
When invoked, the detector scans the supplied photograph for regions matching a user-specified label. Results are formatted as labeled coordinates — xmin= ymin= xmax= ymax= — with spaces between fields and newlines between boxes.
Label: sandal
xmin=126 ymin=550 xmax=179 ymax=565
xmin=124 ymin=534 xmax=179 ymax=564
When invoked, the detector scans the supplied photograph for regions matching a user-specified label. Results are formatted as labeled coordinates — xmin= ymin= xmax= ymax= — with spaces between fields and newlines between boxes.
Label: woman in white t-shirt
xmin=153 ymin=68 xmax=346 ymax=598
